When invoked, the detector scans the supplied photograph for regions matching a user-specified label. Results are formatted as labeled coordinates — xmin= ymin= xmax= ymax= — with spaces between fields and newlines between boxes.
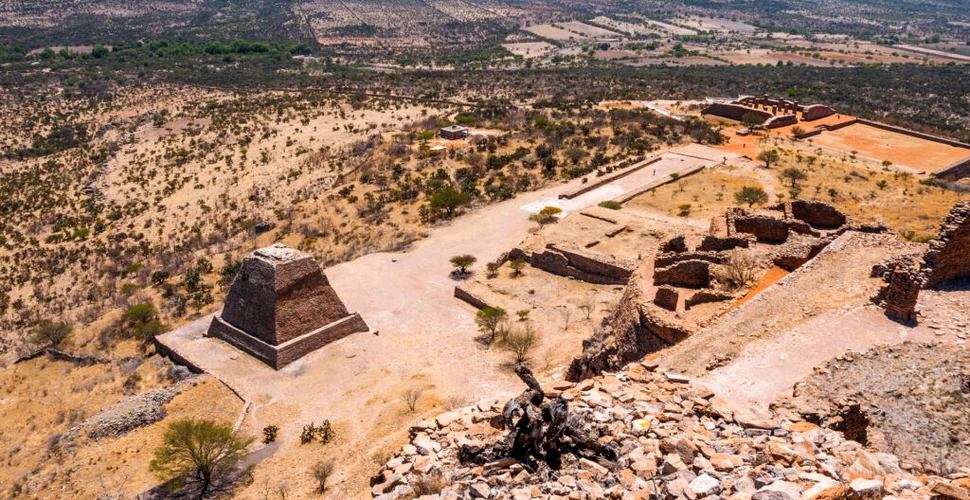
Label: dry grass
xmin=626 ymin=166 xmax=768 ymax=220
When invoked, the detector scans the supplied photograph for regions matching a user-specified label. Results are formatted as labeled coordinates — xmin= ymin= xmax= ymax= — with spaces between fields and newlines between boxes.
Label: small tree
xmin=578 ymin=295 xmax=596 ymax=320
xmin=310 ymin=461 xmax=335 ymax=493
xmin=29 ymin=320 xmax=73 ymax=347
xmin=499 ymin=325 xmax=539 ymax=364
xmin=262 ymin=425 xmax=279 ymax=444
xmin=757 ymin=149 xmax=780 ymax=168
xmin=429 ymin=187 xmax=469 ymax=218
xmin=677 ymin=204 xmax=692 ymax=217
xmin=529 ymin=206 xmax=562 ymax=227
xmin=509 ymin=259 xmax=527 ymax=277
xmin=476 ymin=307 xmax=508 ymax=343
xmin=149 ymin=418 xmax=253 ymax=498
xmin=718 ymin=249 xmax=758 ymax=289
xmin=402 ymin=388 xmax=423 ymax=412
xmin=780 ymin=167 xmax=807 ymax=189
xmin=734 ymin=186 xmax=769 ymax=207
xmin=449 ymin=254 xmax=477 ymax=275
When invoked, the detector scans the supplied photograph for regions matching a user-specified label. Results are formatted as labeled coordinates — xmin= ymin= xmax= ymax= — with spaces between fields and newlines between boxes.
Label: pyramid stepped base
xmin=206 ymin=313 xmax=369 ymax=370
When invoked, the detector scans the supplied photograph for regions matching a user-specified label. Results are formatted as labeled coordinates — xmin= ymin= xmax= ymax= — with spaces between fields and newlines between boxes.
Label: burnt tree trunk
xmin=459 ymin=364 xmax=617 ymax=471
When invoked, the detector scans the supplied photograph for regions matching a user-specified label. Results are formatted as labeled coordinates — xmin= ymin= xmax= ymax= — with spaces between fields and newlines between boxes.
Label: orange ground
xmin=734 ymin=266 xmax=790 ymax=308
xmin=810 ymin=123 xmax=970 ymax=172
xmin=713 ymin=112 xmax=854 ymax=158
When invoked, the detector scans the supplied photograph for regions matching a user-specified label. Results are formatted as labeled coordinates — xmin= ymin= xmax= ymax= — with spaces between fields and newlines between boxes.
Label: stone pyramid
xmin=206 ymin=244 xmax=368 ymax=369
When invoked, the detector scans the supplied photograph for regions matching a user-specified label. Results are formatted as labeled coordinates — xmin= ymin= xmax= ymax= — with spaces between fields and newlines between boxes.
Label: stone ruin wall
xmin=701 ymin=103 xmax=772 ymax=123
xmin=697 ymin=235 xmax=751 ymax=252
xmin=653 ymin=286 xmax=679 ymax=311
xmin=653 ymin=260 xmax=712 ymax=288
xmin=510 ymin=244 xmax=635 ymax=285
xmin=566 ymin=262 xmax=696 ymax=382
xmin=875 ymin=202 xmax=970 ymax=322
xmin=923 ymin=202 xmax=970 ymax=287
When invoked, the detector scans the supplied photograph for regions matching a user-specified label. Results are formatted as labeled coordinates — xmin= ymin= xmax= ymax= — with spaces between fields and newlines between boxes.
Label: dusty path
xmin=698 ymin=306 xmax=941 ymax=417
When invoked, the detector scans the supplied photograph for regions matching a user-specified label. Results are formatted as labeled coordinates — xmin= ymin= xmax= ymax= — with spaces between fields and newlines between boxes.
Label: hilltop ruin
xmin=206 ymin=244 xmax=369 ymax=369
xmin=874 ymin=201 xmax=970 ymax=322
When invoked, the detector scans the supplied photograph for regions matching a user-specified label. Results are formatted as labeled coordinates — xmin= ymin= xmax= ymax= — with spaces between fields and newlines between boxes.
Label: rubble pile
xmin=371 ymin=362 xmax=970 ymax=500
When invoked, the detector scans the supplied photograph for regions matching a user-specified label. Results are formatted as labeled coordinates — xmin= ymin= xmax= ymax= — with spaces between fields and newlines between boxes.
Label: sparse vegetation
xmin=734 ymin=186 xmax=770 ymax=207
xmin=476 ymin=307 xmax=508 ymax=343
xmin=310 ymin=461 xmax=335 ymax=493
xmin=450 ymin=254 xmax=477 ymax=275
xmin=262 ymin=425 xmax=279 ymax=444
xmin=28 ymin=320 xmax=73 ymax=347
xmin=498 ymin=324 xmax=540 ymax=364
xmin=149 ymin=418 xmax=254 ymax=498
xmin=402 ymin=389 xmax=423 ymax=413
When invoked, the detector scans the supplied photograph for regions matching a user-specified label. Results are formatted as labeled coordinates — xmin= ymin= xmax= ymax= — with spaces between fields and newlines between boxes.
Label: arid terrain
xmin=2 ymin=0 xmax=970 ymax=499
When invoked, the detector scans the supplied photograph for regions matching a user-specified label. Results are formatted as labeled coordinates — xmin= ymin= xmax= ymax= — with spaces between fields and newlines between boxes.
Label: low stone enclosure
xmin=508 ymin=243 xmax=636 ymax=286
xmin=702 ymin=96 xmax=835 ymax=129
xmin=206 ymin=244 xmax=369 ymax=369
xmin=873 ymin=201 xmax=970 ymax=323
xmin=569 ymin=201 xmax=867 ymax=381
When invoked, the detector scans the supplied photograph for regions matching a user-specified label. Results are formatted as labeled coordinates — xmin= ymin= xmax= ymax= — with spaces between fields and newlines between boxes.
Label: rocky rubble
xmin=372 ymin=362 xmax=970 ymax=499
xmin=63 ymin=376 xmax=200 ymax=443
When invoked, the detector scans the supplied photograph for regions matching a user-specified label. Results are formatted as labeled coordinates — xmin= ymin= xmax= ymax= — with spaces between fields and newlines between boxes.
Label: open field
xmin=558 ymin=21 xmax=622 ymax=39
xmin=525 ymin=23 xmax=585 ymax=41
xmin=588 ymin=16 xmax=663 ymax=37
xmin=501 ymin=41 xmax=555 ymax=58
xmin=811 ymin=123 xmax=970 ymax=172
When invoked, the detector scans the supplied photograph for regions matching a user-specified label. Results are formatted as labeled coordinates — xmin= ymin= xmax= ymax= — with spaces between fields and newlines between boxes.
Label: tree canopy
xmin=150 ymin=418 xmax=254 ymax=498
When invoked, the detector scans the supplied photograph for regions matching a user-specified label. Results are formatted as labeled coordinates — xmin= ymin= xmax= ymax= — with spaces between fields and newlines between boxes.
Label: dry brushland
xmin=1 ymin=2 xmax=970 ymax=497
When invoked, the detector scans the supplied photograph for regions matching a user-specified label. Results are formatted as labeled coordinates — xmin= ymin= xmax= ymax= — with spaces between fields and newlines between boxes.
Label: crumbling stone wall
xmin=513 ymin=244 xmax=635 ymax=285
xmin=783 ymin=200 xmax=848 ymax=228
xmin=566 ymin=264 xmax=697 ymax=381
xmin=653 ymin=286 xmax=679 ymax=311
xmin=653 ymin=260 xmax=711 ymax=288
xmin=730 ymin=211 xmax=791 ymax=242
xmin=728 ymin=205 xmax=833 ymax=243
xmin=773 ymin=235 xmax=836 ymax=271
xmin=654 ymin=251 xmax=721 ymax=269
xmin=660 ymin=235 xmax=688 ymax=254
xmin=685 ymin=289 xmax=736 ymax=310
xmin=874 ymin=201 xmax=970 ymax=322
xmin=697 ymin=235 xmax=751 ymax=252
xmin=923 ymin=201 xmax=970 ymax=287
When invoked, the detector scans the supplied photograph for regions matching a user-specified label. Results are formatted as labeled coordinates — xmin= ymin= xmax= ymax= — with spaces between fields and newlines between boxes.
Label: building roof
xmin=441 ymin=125 xmax=468 ymax=132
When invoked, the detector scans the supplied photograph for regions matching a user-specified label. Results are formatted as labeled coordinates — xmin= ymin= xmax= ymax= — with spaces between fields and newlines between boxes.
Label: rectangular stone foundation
xmin=206 ymin=313 xmax=369 ymax=369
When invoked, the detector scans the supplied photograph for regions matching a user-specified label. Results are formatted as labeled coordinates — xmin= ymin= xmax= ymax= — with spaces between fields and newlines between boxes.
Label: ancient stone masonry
xmin=653 ymin=286 xmax=679 ymax=311
xmin=566 ymin=262 xmax=698 ymax=382
xmin=697 ymin=235 xmax=751 ymax=252
xmin=702 ymin=96 xmax=835 ymax=128
xmin=923 ymin=201 xmax=970 ymax=287
xmin=509 ymin=244 xmax=635 ymax=285
xmin=206 ymin=244 xmax=369 ymax=369
xmin=784 ymin=200 xmax=848 ymax=228
xmin=727 ymin=201 xmax=850 ymax=243
xmin=653 ymin=260 xmax=712 ymax=288
xmin=874 ymin=201 xmax=970 ymax=322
